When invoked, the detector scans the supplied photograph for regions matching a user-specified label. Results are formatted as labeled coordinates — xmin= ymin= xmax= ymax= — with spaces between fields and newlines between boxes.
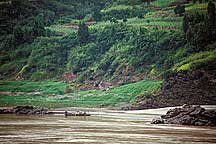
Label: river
xmin=0 ymin=106 xmax=216 ymax=144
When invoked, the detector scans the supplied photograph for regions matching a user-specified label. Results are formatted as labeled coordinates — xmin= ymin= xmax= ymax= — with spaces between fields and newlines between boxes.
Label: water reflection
xmin=0 ymin=106 xmax=216 ymax=144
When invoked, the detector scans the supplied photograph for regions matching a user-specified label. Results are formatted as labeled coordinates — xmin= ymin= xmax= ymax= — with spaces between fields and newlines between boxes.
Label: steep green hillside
xmin=0 ymin=0 xmax=215 ymax=108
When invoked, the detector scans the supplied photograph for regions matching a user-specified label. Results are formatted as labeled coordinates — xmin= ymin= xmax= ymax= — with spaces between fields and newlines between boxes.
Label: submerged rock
xmin=152 ymin=105 xmax=216 ymax=126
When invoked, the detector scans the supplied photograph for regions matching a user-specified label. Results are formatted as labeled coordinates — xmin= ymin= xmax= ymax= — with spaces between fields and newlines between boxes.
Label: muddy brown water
xmin=0 ymin=106 xmax=216 ymax=144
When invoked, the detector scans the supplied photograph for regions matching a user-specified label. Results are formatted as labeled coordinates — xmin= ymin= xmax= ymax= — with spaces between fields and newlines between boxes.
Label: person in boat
xmin=65 ymin=111 xmax=68 ymax=117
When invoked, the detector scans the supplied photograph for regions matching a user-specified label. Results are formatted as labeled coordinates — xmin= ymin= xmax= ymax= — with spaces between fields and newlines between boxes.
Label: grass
xmin=186 ymin=3 xmax=208 ymax=11
xmin=172 ymin=50 xmax=216 ymax=72
xmin=0 ymin=59 xmax=28 ymax=77
xmin=0 ymin=79 xmax=162 ymax=108
xmin=90 ymin=17 xmax=182 ymax=31
xmin=143 ymin=16 xmax=183 ymax=22
xmin=0 ymin=80 xmax=67 ymax=94
xmin=90 ymin=21 xmax=113 ymax=29
xmin=46 ymin=26 xmax=77 ymax=35
xmin=0 ymin=1 xmax=11 ymax=5
xmin=126 ymin=17 xmax=182 ymax=28
xmin=146 ymin=9 xmax=176 ymax=18
xmin=102 ymin=5 xmax=132 ymax=13
xmin=152 ymin=0 xmax=177 ymax=8
xmin=75 ymin=80 xmax=162 ymax=107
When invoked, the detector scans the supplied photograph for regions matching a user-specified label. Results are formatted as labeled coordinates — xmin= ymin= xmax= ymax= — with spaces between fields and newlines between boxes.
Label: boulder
xmin=0 ymin=108 xmax=13 ymax=114
xmin=152 ymin=105 xmax=216 ymax=126
xmin=151 ymin=117 xmax=165 ymax=124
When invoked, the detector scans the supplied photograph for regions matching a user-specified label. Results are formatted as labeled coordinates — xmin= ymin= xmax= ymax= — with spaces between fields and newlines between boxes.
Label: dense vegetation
xmin=0 ymin=0 xmax=215 ymax=108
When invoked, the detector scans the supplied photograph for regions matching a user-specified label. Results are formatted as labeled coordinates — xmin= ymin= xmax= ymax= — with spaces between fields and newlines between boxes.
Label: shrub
xmin=110 ymin=18 xmax=118 ymax=23
xmin=30 ymin=71 xmax=48 ymax=81
xmin=174 ymin=4 xmax=185 ymax=16
xmin=123 ymin=18 xmax=128 ymax=22
xmin=77 ymin=21 xmax=89 ymax=44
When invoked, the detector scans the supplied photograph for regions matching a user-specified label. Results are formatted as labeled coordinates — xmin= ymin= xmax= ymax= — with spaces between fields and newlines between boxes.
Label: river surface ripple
xmin=0 ymin=105 xmax=216 ymax=144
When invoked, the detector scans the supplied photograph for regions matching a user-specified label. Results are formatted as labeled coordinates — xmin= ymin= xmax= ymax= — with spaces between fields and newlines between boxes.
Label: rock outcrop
xmin=151 ymin=105 xmax=216 ymax=126
xmin=159 ymin=61 xmax=216 ymax=106
xmin=121 ymin=97 xmax=159 ymax=110
xmin=0 ymin=106 xmax=91 ymax=116
xmin=0 ymin=106 xmax=47 ymax=115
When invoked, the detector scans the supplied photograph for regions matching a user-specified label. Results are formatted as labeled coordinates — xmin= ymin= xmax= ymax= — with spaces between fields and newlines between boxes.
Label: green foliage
xmin=0 ymin=0 xmax=67 ymax=40
xmin=126 ymin=17 xmax=182 ymax=28
xmin=172 ymin=50 xmax=216 ymax=71
xmin=67 ymin=23 xmax=187 ymax=81
xmin=0 ymin=80 xmax=66 ymax=94
xmin=123 ymin=18 xmax=128 ymax=22
xmin=183 ymin=15 xmax=190 ymax=33
xmin=46 ymin=26 xmax=77 ymax=35
xmin=0 ymin=59 xmax=27 ymax=79
xmin=0 ymin=0 xmax=215 ymax=109
xmin=1 ymin=0 xmax=215 ymax=90
xmin=102 ymin=4 xmax=151 ymax=20
xmin=92 ymin=10 xmax=103 ymax=22
xmin=67 ymin=24 xmax=131 ymax=76
xmin=110 ymin=18 xmax=119 ymax=23
xmin=16 ymin=64 xmax=29 ymax=78
xmin=186 ymin=3 xmax=208 ymax=11
xmin=152 ymin=0 xmax=177 ymax=7
xmin=102 ymin=5 xmax=133 ymax=13
xmin=26 ymin=35 xmax=77 ymax=79
xmin=174 ymin=4 xmax=186 ymax=16
xmin=76 ymin=80 xmax=162 ymax=107
xmin=184 ymin=8 xmax=216 ymax=51
xmin=67 ymin=43 xmax=98 ymax=73
xmin=207 ymin=1 xmax=216 ymax=15
xmin=30 ymin=71 xmax=48 ymax=81
xmin=77 ymin=21 xmax=90 ymax=44
xmin=0 ymin=79 xmax=162 ymax=108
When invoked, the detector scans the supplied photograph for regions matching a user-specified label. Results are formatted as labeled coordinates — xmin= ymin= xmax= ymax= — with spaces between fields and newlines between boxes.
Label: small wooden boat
xmin=65 ymin=111 xmax=91 ymax=117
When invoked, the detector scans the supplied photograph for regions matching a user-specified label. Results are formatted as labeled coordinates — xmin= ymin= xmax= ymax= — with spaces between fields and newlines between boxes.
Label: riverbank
xmin=0 ymin=106 xmax=92 ymax=116
xmin=1 ymin=105 xmax=216 ymax=115
xmin=0 ymin=105 xmax=216 ymax=144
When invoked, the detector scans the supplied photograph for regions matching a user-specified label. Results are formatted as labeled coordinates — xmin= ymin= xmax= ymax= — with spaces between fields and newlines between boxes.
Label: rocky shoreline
xmin=151 ymin=105 xmax=216 ymax=126
xmin=0 ymin=106 xmax=47 ymax=115
xmin=0 ymin=106 xmax=91 ymax=116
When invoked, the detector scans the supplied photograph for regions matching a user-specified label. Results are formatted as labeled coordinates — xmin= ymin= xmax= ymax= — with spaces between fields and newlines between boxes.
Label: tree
xmin=123 ymin=18 xmax=128 ymax=23
xmin=13 ymin=26 xmax=24 ymax=43
xmin=138 ymin=13 xmax=144 ymax=19
xmin=143 ymin=0 xmax=152 ymax=5
xmin=207 ymin=1 xmax=216 ymax=42
xmin=77 ymin=21 xmax=89 ymax=44
xmin=208 ymin=1 xmax=216 ymax=16
xmin=193 ymin=0 xmax=198 ymax=3
xmin=174 ymin=4 xmax=185 ymax=16
xmin=32 ymin=14 xmax=46 ymax=37
xmin=207 ymin=1 xmax=216 ymax=27
xmin=183 ymin=15 xmax=189 ymax=34
xmin=110 ymin=18 xmax=118 ymax=23
xmin=186 ymin=21 xmax=210 ymax=51
xmin=92 ymin=7 xmax=102 ymax=22
xmin=185 ymin=9 xmax=216 ymax=51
